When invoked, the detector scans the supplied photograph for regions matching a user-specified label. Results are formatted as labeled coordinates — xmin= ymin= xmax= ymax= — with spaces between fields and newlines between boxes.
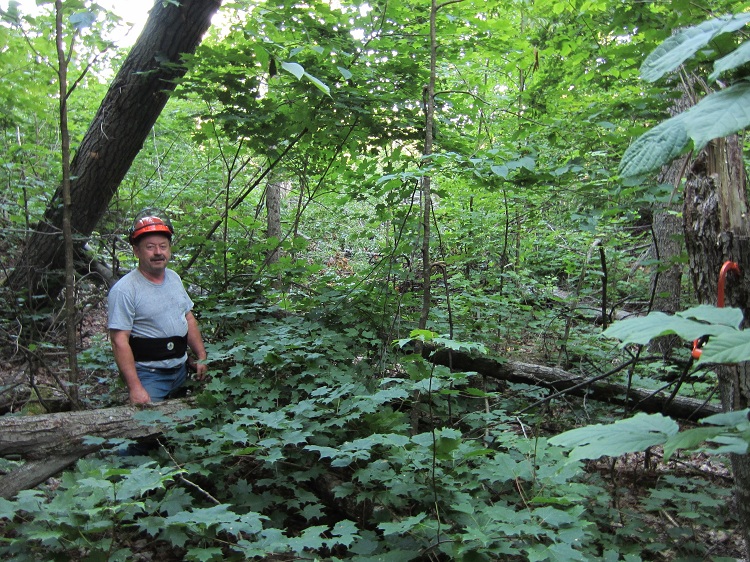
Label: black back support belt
xmin=129 ymin=334 xmax=187 ymax=362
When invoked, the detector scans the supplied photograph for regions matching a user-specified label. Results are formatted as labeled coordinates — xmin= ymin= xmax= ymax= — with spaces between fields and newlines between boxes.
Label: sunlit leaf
xmin=683 ymin=82 xmax=750 ymax=151
xmin=280 ymin=61 xmax=304 ymax=79
xmin=640 ymin=13 xmax=750 ymax=82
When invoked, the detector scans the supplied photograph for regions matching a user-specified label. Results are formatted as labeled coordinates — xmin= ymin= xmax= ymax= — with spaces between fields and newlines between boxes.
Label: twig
xmin=160 ymin=440 xmax=220 ymax=505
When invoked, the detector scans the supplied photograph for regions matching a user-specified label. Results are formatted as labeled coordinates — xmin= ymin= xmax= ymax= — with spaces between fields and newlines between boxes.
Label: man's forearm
xmin=110 ymin=330 xmax=150 ymax=402
xmin=186 ymin=314 xmax=207 ymax=360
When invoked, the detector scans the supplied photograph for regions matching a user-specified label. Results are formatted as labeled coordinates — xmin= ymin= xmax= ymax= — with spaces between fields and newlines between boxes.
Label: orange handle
xmin=692 ymin=260 xmax=739 ymax=358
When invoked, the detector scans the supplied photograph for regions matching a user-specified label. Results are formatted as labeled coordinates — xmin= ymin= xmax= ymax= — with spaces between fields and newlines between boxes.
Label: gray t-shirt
xmin=108 ymin=268 xmax=194 ymax=368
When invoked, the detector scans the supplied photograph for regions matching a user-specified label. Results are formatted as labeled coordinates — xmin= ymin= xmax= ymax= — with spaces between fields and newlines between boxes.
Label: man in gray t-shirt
xmin=108 ymin=210 xmax=207 ymax=404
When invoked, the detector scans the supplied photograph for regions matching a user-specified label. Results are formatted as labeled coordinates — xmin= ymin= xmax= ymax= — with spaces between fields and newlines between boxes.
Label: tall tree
xmin=683 ymin=133 xmax=750 ymax=558
xmin=5 ymin=0 xmax=222 ymax=303
xmin=620 ymin=13 xmax=750 ymax=556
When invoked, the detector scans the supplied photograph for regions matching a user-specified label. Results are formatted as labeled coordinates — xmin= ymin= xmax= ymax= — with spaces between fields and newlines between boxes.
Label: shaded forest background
xmin=0 ymin=0 xmax=749 ymax=560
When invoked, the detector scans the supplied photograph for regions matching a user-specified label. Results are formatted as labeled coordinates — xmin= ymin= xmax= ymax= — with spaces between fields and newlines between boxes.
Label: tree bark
xmin=0 ymin=399 xmax=193 ymax=499
xmin=683 ymin=132 xmax=750 ymax=559
xmin=6 ymin=0 xmax=222 ymax=303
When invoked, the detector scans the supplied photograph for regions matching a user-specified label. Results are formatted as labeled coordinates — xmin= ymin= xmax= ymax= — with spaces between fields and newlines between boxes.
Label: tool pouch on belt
xmin=129 ymin=334 xmax=187 ymax=362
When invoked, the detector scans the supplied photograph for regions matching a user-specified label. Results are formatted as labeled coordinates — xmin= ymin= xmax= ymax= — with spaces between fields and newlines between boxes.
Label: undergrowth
xmin=0 ymin=291 xmax=739 ymax=561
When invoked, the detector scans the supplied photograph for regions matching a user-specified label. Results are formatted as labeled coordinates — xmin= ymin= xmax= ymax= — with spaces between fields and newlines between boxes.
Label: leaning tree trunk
xmin=683 ymin=132 xmax=750 ymax=559
xmin=6 ymin=0 xmax=222 ymax=303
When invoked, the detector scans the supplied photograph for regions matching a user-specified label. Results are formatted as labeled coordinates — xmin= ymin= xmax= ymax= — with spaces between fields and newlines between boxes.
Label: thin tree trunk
xmin=266 ymin=176 xmax=282 ymax=266
xmin=55 ymin=0 xmax=80 ymax=407
xmin=417 ymin=0 xmax=439 ymax=333
xmin=6 ymin=0 xmax=222 ymax=302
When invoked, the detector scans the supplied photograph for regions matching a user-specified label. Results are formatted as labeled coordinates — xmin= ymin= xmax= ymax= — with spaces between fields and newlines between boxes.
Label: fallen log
xmin=427 ymin=348 xmax=721 ymax=421
xmin=0 ymin=399 xmax=194 ymax=499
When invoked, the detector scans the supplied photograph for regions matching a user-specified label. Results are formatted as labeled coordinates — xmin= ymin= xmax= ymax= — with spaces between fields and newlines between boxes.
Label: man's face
xmin=133 ymin=233 xmax=171 ymax=275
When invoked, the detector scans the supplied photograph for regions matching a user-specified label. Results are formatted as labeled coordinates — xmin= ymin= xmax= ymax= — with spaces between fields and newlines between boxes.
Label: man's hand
xmin=129 ymin=384 xmax=151 ymax=404
xmin=188 ymin=357 xmax=208 ymax=381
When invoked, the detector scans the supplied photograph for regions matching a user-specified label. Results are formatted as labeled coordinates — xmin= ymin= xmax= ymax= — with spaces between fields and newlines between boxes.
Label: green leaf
xmin=284 ymin=525 xmax=330 ymax=552
xmin=378 ymin=513 xmax=427 ymax=536
xmin=663 ymin=426 xmax=723 ymax=461
xmin=280 ymin=61 xmax=304 ymax=80
xmin=491 ymin=164 xmax=508 ymax=178
xmin=69 ymin=10 xmax=96 ymax=31
xmin=681 ymin=304 xmax=743 ymax=327
xmin=531 ymin=505 xmax=583 ymax=528
xmin=0 ymin=497 xmax=17 ymax=520
xmin=640 ymin=13 xmax=750 ymax=82
xmin=709 ymin=435 xmax=750 ymax=455
xmin=327 ymin=519 xmax=359 ymax=548
xmin=700 ymin=330 xmax=750 ymax=364
xmin=117 ymin=465 xmax=178 ymax=499
xmin=683 ymin=82 xmax=750 ymax=152
xmin=602 ymin=309 xmax=737 ymax=346
xmin=549 ymin=413 xmax=679 ymax=461
xmin=185 ymin=547 xmax=224 ymax=562
xmin=710 ymin=41 xmax=750 ymax=81
xmin=165 ymin=504 xmax=240 ymax=531
xmin=701 ymin=408 xmax=750 ymax=427
xmin=619 ymin=115 xmax=690 ymax=177
xmin=303 ymin=71 xmax=330 ymax=96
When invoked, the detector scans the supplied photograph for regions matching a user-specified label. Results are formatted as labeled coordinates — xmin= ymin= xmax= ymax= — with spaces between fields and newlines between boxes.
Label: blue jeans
xmin=136 ymin=363 xmax=187 ymax=402
xmin=119 ymin=363 xmax=187 ymax=457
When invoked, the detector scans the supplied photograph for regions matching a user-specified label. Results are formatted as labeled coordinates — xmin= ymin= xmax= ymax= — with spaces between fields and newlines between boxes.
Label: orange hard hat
xmin=128 ymin=209 xmax=174 ymax=244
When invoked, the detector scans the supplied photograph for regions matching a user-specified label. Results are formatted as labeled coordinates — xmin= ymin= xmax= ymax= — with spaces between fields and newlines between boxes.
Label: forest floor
xmin=0 ymin=298 xmax=747 ymax=561
xmin=587 ymin=449 xmax=745 ymax=560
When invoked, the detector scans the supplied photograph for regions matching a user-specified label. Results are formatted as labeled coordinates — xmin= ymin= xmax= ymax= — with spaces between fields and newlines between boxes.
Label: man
xmin=108 ymin=209 xmax=207 ymax=404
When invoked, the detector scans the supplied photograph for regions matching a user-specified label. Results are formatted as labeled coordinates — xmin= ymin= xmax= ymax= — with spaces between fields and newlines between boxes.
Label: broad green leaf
xmin=662 ymin=426 xmax=723 ymax=461
xmin=640 ymin=14 xmax=750 ymax=82
xmin=700 ymin=330 xmax=750 ymax=364
xmin=602 ymin=311 xmax=733 ymax=346
xmin=280 ymin=61 xmax=304 ymax=80
xmin=532 ymin=504 xmax=584 ymax=528
xmin=491 ymin=164 xmax=508 ymax=178
xmin=680 ymin=304 xmax=743 ymax=327
xmin=710 ymin=41 xmax=750 ymax=82
xmin=337 ymin=66 xmax=353 ymax=80
xmin=330 ymin=519 xmax=359 ymax=547
xmin=117 ymin=465 xmax=179 ymax=499
xmin=701 ymin=408 xmax=750 ymax=427
xmin=708 ymin=435 xmax=750 ymax=455
xmin=165 ymin=504 xmax=239 ymax=530
xmin=549 ymin=413 xmax=679 ymax=461
xmin=683 ymin=82 xmax=750 ymax=151
xmin=0 ymin=497 xmax=17 ymax=520
xmin=303 ymin=71 xmax=330 ymax=96
xmin=286 ymin=524 xmax=329 ymax=552
xmin=619 ymin=115 xmax=689 ymax=177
